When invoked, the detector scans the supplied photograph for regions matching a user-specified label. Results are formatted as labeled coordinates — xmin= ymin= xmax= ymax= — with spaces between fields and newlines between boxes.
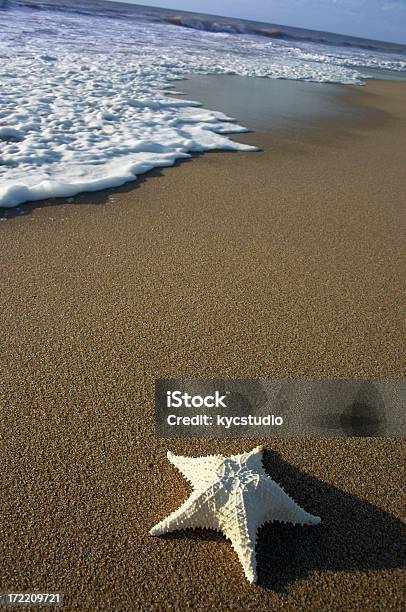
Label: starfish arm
xmin=150 ymin=482 xmax=222 ymax=536
xmin=166 ymin=450 xmax=225 ymax=491
xmin=259 ymin=478 xmax=321 ymax=526
xmin=151 ymin=447 xmax=321 ymax=584
xmin=219 ymin=488 xmax=258 ymax=584
xmin=235 ymin=445 xmax=267 ymax=474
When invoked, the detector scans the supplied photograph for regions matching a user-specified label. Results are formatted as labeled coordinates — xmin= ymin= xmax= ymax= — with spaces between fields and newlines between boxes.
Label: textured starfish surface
xmin=150 ymin=446 xmax=321 ymax=583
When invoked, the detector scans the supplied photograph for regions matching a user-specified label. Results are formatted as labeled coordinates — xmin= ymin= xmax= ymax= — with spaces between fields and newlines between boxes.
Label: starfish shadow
xmin=159 ymin=449 xmax=404 ymax=592
xmin=256 ymin=449 xmax=405 ymax=591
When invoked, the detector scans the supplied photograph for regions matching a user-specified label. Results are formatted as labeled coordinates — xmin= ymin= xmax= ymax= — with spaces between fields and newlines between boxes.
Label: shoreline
xmin=1 ymin=76 xmax=404 ymax=219
xmin=1 ymin=78 xmax=405 ymax=609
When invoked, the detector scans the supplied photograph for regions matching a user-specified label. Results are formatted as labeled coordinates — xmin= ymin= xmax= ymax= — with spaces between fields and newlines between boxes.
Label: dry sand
xmin=0 ymin=79 xmax=405 ymax=611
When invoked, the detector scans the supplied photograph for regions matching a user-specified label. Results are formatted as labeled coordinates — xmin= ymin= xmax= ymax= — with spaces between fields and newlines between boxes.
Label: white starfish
xmin=150 ymin=445 xmax=321 ymax=583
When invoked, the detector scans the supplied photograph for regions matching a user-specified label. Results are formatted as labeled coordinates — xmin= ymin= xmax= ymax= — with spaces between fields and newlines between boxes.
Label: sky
xmin=113 ymin=0 xmax=406 ymax=44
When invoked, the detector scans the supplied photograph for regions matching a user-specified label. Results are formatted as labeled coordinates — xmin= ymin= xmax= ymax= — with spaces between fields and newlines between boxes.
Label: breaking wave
xmin=0 ymin=0 xmax=405 ymax=208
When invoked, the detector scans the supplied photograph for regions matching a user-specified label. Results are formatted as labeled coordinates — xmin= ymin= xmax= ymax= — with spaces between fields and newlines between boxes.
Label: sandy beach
xmin=0 ymin=79 xmax=405 ymax=610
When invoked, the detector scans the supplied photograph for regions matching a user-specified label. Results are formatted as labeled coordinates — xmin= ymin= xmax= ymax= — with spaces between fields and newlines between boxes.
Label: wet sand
xmin=0 ymin=79 xmax=405 ymax=610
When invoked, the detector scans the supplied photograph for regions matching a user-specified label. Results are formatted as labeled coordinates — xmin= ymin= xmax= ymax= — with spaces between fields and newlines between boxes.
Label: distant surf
xmin=1 ymin=0 xmax=405 ymax=208
xmin=162 ymin=14 xmax=406 ymax=54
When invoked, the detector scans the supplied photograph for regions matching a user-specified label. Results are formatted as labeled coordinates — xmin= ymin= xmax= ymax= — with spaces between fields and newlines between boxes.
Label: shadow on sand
xmin=161 ymin=448 xmax=405 ymax=591
xmin=0 ymin=145 xmax=257 ymax=223
xmin=0 ymin=163 xmax=182 ymax=222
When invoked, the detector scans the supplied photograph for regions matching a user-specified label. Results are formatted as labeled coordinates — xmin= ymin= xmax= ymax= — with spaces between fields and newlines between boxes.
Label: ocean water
xmin=0 ymin=0 xmax=405 ymax=208
xmin=173 ymin=76 xmax=359 ymax=133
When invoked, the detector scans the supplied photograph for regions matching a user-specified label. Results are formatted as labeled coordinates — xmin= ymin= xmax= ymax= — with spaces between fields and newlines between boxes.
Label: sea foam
xmin=0 ymin=1 xmax=405 ymax=208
